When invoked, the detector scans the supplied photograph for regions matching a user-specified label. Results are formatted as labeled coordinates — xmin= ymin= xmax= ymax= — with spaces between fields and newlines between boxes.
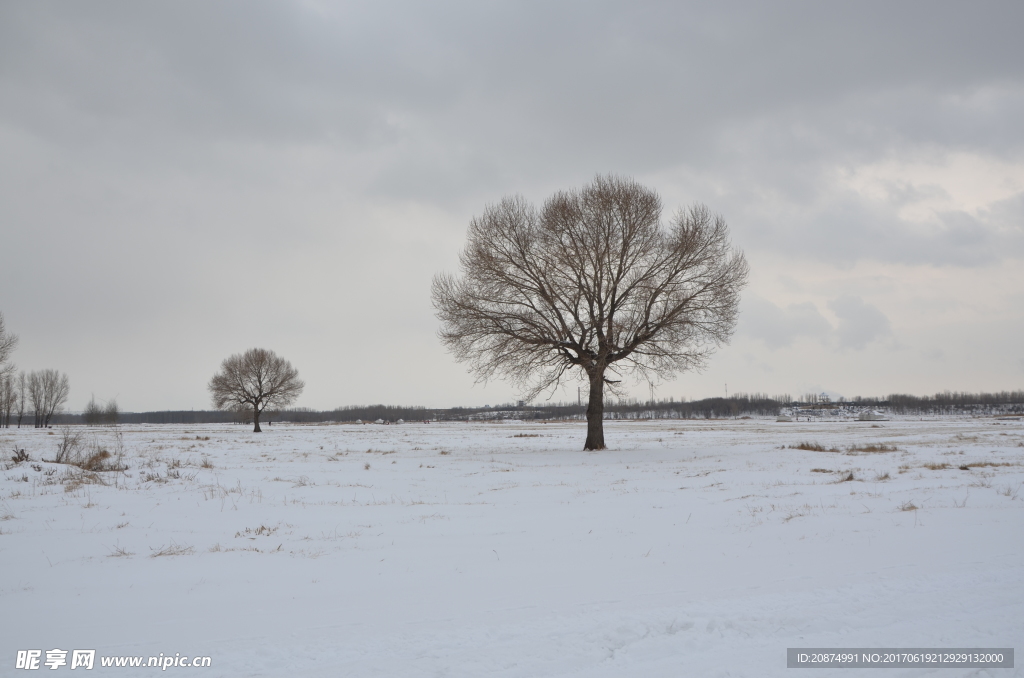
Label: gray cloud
xmin=740 ymin=297 xmax=833 ymax=349
xmin=1 ymin=1 xmax=1021 ymax=408
xmin=827 ymin=296 xmax=892 ymax=350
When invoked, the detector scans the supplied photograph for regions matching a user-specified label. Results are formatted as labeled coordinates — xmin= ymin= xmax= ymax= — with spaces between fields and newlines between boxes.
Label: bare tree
xmin=83 ymin=394 xmax=104 ymax=426
xmin=433 ymin=175 xmax=748 ymax=450
xmin=15 ymin=371 xmax=26 ymax=428
xmin=28 ymin=371 xmax=43 ymax=428
xmin=83 ymin=394 xmax=117 ymax=426
xmin=0 ymin=312 xmax=17 ymax=379
xmin=27 ymin=369 xmax=70 ymax=428
xmin=104 ymin=398 xmax=119 ymax=426
xmin=0 ymin=374 xmax=13 ymax=428
xmin=208 ymin=348 xmax=304 ymax=432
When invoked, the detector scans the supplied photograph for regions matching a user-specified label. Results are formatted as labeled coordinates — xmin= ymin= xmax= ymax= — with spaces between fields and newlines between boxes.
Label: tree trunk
xmin=253 ymin=408 xmax=262 ymax=433
xmin=583 ymin=370 xmax=606 ymax=450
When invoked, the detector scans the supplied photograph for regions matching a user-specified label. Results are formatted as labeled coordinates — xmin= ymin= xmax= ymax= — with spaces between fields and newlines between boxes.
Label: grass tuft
xmin=150 ymin=542 xmax=194 ymax=557
xmin=847 ymin=443 xmax=898 ymax=453
xmin=107 ymin=544 xmax=134 ymax=558
xmin=790 ymin=442 xmax=829 ymax=451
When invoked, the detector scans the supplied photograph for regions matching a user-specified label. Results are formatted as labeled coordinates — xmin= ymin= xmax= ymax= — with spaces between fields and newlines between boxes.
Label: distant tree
xmin=208 ymin=348 xmax=304 ymax=432
xmin=28 ymin=369 xmax=70 ymax=428
xmin=84 ymin=395 xmax=120 ymax=426
xmin=0 ymin=375 xmax=13 ymax=428
xmin=104 ymin=398 xmax=119 ymax=426
xmin=433 ymin=175 xmax=748 ymax=450
xmin=28 ymin=371 xmax=43 ymax=427
xmin=0 ymin=312 xmax=17 ymax=379
xmin=83 ymin=395 xmax=103 ymax=426
xmin=0 ymin=315 xmax=18 ymax=426
xmin=14 ymin=371 xmax=27 ymax=428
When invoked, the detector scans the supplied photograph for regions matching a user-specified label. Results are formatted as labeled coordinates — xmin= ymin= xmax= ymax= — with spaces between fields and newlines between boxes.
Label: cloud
xmin=741 ymin=297 xmax=832 ymax=349
xmin=0 ymin=2 xmax=1022 ymax=407
xmin=827 ymin=295 xmax=892 ymax=350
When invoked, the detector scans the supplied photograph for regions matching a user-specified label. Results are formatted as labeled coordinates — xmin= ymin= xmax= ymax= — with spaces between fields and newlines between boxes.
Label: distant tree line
xmin=884 ymin=391 xmax=1024 ymax=414
xmin=42 ymin=390 xmax=1022 ymax=426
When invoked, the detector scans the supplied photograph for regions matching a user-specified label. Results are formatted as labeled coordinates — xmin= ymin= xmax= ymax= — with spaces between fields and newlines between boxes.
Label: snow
xmin=2 ymin=418 xmax=1022 ymax=676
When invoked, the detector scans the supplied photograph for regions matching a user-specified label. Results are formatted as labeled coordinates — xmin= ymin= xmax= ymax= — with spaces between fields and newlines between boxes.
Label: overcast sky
xmin=2 ymin=1 xmax=1022 ymax=411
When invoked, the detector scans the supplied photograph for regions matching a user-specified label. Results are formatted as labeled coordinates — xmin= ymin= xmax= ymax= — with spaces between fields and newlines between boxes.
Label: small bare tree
xmin=433 ymin=175 xmax=748 ymax=450
xmin=208 ymin=348 xmax=304 ymax=432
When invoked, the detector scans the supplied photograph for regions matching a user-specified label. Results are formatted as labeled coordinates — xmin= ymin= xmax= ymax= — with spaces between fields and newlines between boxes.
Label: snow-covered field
xmin=2 ymin=418 xmax=1022 ymax=677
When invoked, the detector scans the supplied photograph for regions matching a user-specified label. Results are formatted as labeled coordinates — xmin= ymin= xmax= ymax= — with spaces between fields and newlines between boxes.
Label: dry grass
xmin=48 ymin=428 xmax=127 ymax=473
xmin=899 ymin=500 xmax=918 ymax=512
xmin=923 ymin=462 xmax=949 ymax=470
xmin=53 ymin=427 xmax=85 ymax=464
xmin=511 ymin=433 xmax=541 ymax=438
xmin=150 ymin=542 xmax=194 ymax=557
xmin=959 ymin=461 xmax=1016 ymax=469
xmin=107 ymin=544 xmax=134 ymax=558
xmin=836 ymin=471 xmax=856 ymax=483
xmin=235 ymin=524 xmax=278 ymax=538
xmin=79 ymin=450 xmax=113 ymax=472
xmin=810 ymin=468 xmax=832 ymax=473
xmin=998 ymin=484 xmax=1021 ymax=499
xmin=874 ymin=471 xmax=891 ymax=481
xmin=847 ymin=443 xmax=899 ymax=453
xmin=200 ymin=456 xmax=214 ymax=469
xmin=789 ymin=442 xmax=838 ymax=452
xmin=63 ymin=469 xmax=108 ymax=493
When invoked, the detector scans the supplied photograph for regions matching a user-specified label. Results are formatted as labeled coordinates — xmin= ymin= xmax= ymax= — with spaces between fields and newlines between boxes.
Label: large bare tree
xmin=433 ymin=175 xmax=748 ymax=450
xmin=208 ymin=348 xmax=304 ymax=432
